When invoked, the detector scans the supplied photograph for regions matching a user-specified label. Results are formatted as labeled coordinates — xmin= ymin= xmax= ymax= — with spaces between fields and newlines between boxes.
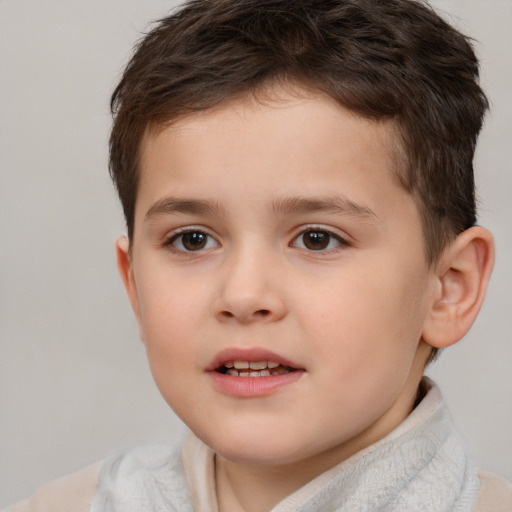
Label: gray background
xmin=0 ymin=0 xmax=510 ymax=507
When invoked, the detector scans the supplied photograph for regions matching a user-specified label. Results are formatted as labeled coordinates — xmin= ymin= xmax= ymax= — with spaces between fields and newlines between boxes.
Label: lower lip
xmin=208 ymin=370 xmax=304 ymax=397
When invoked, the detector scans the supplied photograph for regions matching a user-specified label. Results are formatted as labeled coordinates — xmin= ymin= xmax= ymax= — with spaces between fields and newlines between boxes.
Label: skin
xmin=116 ymin=89 xmax=494 ymax=512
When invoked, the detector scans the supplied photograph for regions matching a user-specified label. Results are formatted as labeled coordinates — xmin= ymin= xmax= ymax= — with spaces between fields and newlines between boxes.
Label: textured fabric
xmin=3 ymin=464 xmax=509 ymax=511
xmin=89 ymin=444 xmax=194 ymax=512
xmin=181 ymin=433 xmax=218 ymax=512
xmin=2 ymin=460 xmax=102 ymax=512
xmin=90 ymin=379 xmax=483 ymax=512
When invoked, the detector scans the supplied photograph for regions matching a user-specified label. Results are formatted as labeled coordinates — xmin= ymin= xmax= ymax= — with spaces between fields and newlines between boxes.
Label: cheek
xmin=298 ymin=259 xmax=429 ymax=365
xmin=298 ymin=264 xmax=429 ymax=423
xmin=135 ymin=271 xmax=208 ymax=367
xmin=137 ymin=287 xmax=203 ymax=409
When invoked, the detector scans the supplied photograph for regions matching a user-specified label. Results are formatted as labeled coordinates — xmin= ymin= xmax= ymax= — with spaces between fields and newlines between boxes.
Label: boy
xmin=6 ymin=0 xmax=511 ymax=510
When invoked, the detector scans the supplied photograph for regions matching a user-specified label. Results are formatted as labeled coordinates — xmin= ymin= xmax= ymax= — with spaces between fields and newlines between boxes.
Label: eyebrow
xmin=145 ymin=197 xmax=222 ymax=220
xmin=144 ymin=194 xmax=378 ymax=222
xmin=271 ymin=196 xmax=378 ymax=219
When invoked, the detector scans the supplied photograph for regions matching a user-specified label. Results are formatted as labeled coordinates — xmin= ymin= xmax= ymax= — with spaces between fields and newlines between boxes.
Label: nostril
xmin=220 ymin=309 xmax=269 ymax=319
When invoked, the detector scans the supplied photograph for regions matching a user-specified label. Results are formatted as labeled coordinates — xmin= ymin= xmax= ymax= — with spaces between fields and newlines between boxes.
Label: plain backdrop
xmin=0 ymin=0 xmax=511 ymax=507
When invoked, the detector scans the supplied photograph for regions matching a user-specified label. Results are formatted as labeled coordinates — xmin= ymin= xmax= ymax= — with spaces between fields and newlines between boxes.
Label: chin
xmin=218 ymin=445 xmax=305 ymax=466
xmin=198 ymin=426 xmax=300 ymax=464
xmin=211 ymin=429 xmax=331 ymax=467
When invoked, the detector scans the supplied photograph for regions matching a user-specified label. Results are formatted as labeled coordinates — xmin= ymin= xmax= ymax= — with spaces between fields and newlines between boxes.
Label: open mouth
xmin=209 ymin=353 xmax=304 ymax=396
xmin=216 ymin=360 xmax=295 ymax=377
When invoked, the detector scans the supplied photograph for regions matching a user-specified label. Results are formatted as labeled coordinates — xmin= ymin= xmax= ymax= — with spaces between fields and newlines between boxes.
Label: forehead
xmin=138 ymin=89 xmax=401 ymax=191
xmin=132 ymin=88 xmax=419 ymax=242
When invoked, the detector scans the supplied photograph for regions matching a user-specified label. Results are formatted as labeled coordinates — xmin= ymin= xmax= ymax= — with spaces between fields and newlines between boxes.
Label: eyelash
xmin=163 ymin=226 xmax=350 ymax=254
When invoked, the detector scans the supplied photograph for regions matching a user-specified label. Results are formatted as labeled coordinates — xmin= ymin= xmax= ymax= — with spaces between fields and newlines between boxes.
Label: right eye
xmin=167 ymin=230 xmax=219 ymax=252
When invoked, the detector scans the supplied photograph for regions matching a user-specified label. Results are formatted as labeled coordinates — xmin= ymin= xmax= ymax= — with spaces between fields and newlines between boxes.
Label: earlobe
xmin=115 ymin=236 xmax=142 ymax=324
xmin=422 ymin=227 xmax=494 ymax=349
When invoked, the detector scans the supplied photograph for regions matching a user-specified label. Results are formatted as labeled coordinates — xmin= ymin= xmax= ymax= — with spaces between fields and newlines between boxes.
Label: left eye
xmin=292 ymin=230 xmax=344 ymax=251
xmin=169 ymin=231 xmax=219 ymax=252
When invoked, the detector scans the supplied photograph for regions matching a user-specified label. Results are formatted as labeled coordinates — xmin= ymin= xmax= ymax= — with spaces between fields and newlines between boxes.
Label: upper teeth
xmin=224 ymin=360 xmax=281 ymax=370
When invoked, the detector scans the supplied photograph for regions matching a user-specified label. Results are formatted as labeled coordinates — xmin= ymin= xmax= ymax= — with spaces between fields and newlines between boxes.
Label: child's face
xmin=120 ymin=89 xmax=437 ymax=469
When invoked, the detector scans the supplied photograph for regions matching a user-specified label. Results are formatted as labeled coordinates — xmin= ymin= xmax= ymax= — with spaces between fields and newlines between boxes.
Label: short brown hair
xmin=110 ymin=0 xmax=488 ymax=265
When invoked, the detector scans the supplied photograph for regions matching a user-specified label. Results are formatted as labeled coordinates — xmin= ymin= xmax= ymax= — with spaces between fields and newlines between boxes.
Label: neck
xmin=215 ymin=444 xmax=363 ymax=512
xmin=215 ymin=456 xmax=305 ymax=512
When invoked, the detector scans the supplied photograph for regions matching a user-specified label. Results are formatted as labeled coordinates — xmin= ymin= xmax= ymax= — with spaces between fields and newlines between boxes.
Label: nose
xmin=212 ymin=249 xmax=287 ymax=324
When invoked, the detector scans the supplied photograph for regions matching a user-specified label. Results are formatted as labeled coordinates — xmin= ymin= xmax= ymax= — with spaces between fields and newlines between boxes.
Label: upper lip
xmin=206 ymin=347 xmax=302 ymax=372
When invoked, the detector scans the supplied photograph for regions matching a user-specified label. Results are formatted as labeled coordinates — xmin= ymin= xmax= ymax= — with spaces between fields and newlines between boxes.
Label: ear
xmin=422 ymin=226 xmax=494 ymax=349
xmin=115 ymin=236 xmax=142 ymax=325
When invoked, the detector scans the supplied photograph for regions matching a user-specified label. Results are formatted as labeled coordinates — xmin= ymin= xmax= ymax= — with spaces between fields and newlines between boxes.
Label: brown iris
xmin=301 ymin=231 xmax=330 ymax=250
xmin=181 ymin=231 xmax=208 ymax=251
